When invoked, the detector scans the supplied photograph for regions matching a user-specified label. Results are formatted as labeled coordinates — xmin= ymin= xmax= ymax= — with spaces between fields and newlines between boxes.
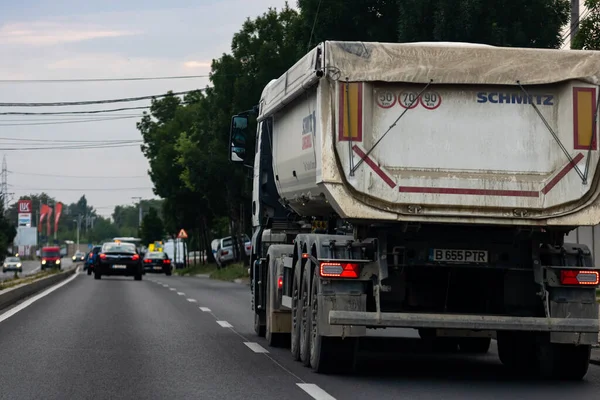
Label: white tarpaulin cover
xmin=324 ymin=41 xmax=600 ymax=85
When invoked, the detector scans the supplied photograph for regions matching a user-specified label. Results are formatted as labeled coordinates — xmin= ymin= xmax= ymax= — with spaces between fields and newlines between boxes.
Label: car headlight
xmin=17 ymin=263 xmax=21 ymax=268
xmin=2 ymin=264 xmax=6 ymax=268
xmin=56 ymin=260 xmax=61 ymax=264
xmin=42 ymin=260 xmax=46 ymax=264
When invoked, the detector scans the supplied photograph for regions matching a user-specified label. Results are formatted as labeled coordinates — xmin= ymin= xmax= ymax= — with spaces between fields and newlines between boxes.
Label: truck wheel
xmin=299 ymin=263 xmax=312 ymax=367
xmin=290 ymin=262 xmax=302 ymax=361
xmin=309 ymin=267 xmax=357 ymax=373
xmin=536 ymin=339 xmax=590 ymax=380
xmin=458 ymin=337 xmax=491 ymax=354
xmin=265 ymin=269 xmax=289 ymax=348
xmin=497 ymin=331 xmax=536 ymax=373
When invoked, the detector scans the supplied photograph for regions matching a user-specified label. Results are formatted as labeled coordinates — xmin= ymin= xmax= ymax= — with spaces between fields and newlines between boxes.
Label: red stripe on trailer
xmin=398 ymin=186 xmax=539 ymax=197
xmin=541 ymin=152 xmax=585 ymax=194
xmin=352 ymin=145 xmax=396 ymax=188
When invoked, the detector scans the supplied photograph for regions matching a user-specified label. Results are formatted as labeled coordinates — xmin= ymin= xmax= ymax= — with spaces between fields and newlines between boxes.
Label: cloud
xmin=183 ymin=61 xmax=212 ymax=69
xmin=0 ymin=21 xmax=139 ymax=46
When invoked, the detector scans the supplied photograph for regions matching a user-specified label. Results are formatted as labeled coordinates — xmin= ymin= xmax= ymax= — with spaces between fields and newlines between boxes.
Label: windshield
xmin=42 ymin=251 xmax=60 ymax=258
xmin=147 ymin=252 xmax=165 ymax=259
xmin=103 ymin=243 xmax=136 ymax=253
xmin=6 ymin=257 xmax=19 ymax=263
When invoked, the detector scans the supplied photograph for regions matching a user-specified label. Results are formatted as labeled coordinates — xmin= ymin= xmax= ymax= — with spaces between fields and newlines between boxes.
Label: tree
xmin=0 ymin=197 xmax=16 ymax=258
xmin=572 ymin=0 xmax=600 ymax=50
xmin=397 ymin=0 xmax=570 ymax=48
xmin=140 ymin=207 xmax=164 ymax=245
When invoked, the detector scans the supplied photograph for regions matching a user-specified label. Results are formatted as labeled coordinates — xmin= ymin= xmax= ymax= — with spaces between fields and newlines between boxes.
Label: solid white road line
xmin=0 ymin=267 xmax=80 ymax=324
xmin=187 ymin=298 xmax=197 ymax=303
xmin=244 ymin=342 xmax=269 ymax=353
xmin=296 ymin=384 xmax=336 ymax=400
xmin=199 ymin=307 xmax=211 ymax=312
xmin=177 ymin=292 xmax=185 ymax=296
xmin=216 ymin=321 xmax=233 ymax=328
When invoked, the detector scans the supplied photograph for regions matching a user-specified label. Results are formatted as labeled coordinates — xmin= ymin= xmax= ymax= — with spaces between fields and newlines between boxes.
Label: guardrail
xmin=0 ymin=266 xmax=78 ymax=311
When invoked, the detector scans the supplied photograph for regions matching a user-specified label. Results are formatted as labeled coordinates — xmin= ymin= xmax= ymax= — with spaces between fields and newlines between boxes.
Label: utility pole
xmin=571 ymin=0 xmax=580 ymax=48
xmin=132 ymin=197 xmax=142 ymax=229
xmin=74 ymin=215 xmax=83 ymax=249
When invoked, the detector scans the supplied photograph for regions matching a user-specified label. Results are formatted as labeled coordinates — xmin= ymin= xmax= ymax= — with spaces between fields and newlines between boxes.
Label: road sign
xmin=177 ymin=229 xmax=188 ymax=239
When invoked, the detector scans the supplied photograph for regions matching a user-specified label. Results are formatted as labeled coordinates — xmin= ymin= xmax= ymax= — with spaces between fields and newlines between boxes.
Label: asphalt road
xmin=1 ymin=272 xmax=600 ymax=399
xmin=0 ymin=258 xmax=75 ymax=281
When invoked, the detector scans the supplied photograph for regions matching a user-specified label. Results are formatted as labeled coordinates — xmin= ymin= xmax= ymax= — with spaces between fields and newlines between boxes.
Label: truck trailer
xmin=228 ymin=41 xmax=600 ymax=379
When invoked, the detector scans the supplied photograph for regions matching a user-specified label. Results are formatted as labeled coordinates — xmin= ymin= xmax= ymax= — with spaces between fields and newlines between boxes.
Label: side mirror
xmin=229 ymin=114 xmax=249 ymax=163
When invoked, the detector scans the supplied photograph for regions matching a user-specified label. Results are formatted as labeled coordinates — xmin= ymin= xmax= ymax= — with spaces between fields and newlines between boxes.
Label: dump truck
xmin=228 ymin=41 xmax=600 ymax=380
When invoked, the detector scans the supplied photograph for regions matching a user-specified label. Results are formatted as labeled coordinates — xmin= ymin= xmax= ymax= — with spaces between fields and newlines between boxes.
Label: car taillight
xmin=163 ymin=259 xmax=171 ymax=264
xmin=222 ymin=250 xmax=229 ymax=255
xmin=144 ymin=259 xmax=152 ymax=263
xmin=132 ymin=254 xmax=140 ymax=261
xmin=99 ymin=253 xmax=107 ymax=259
xmin=560 ymin=270 xmax=599 ymax=286
xmin=319 ymin=262 xmax=360 ymax=278
xmin=89 ymin=253 xmax=93 ymax=257
xmin=277 ymin=275 xmax=283 ymax=289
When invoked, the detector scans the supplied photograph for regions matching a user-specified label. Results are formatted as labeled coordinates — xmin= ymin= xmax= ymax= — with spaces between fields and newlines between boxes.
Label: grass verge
xmin=210 ymin=263 xmax=249 ymax=282
xmin=176 ymin=262 xmax=249 ymax=282
xmin=0 ymin=269 xmax=61 ymax=291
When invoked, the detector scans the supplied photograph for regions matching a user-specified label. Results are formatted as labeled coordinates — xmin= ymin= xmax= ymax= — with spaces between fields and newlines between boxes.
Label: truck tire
xmin=536 ymin=339 xmax=590 ymax=380
xmin=497 ymin=331 xmax=536 ymax=372
xmin=308 ymin=266 xmax=357 ymax=374
xmin=290 ymin=262 xmax=302 ymax=361
xmin=299 ymin=262 xmax=312 ymax=367
xmin=265 ymin=269 xmax=289 ymax=348
xmin=418 ymin=329 xmax=458 ymax=353
xmin=458 ymin=337 xmax=491 ymax=354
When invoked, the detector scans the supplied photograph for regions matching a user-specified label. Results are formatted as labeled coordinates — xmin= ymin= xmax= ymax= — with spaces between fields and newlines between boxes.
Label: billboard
xmin=18 ymin=213 xmax=32 ymax=227
xmin=14 ymin=226 xmax=37 ymax=247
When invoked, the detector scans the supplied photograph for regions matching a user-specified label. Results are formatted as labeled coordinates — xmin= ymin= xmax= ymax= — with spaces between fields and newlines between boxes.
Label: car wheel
xmin=2 ymin=269 xmax=4 ymax=273
xmin=94 ymin=271 xmax=101 ymax=280
xmin=87 ymin=268 xmax=92 ymax=276
xmin=134 ymin=274 xmax=142 ymax=281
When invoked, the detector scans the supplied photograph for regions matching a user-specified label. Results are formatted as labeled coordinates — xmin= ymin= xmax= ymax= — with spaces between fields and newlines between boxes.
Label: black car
xmin=94 ymin=242 xmax=143 ymax=281
xmin=142 ymin=251 xmax=172 ymax=276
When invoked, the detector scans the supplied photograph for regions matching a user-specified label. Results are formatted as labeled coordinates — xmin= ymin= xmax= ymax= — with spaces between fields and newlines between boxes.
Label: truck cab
xmin=41 ymin=246 xmax=62 ymax=270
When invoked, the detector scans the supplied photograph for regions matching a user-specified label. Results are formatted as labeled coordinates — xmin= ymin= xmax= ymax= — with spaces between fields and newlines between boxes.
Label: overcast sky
xmin=0 ymin=0 xmax=290 ymax=217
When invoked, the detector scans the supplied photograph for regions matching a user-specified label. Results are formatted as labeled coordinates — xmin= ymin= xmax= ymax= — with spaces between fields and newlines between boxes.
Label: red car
xmin=41 ymin=246 xmax=62 ymax=270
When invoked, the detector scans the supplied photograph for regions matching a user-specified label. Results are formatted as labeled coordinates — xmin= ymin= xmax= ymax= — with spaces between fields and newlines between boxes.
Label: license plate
xmin=429 ymin=249 xmax=488 ymax=263
xmin=112 ymin=265 xmax=126 ymax=269
xmin=153 ymin=266 xmax=161 ymax=270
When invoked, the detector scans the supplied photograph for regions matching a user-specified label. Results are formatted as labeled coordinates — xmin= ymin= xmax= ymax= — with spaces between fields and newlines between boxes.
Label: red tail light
xmin=89 ymin=252 xmax=93 ymax=258
xmin=277 ymin=275 xmax=283 ymax=288
xmin=99 ymin=253 xmax=106 ymax=259
xmin=144 ymin=259 xmax=152 ymax=263
xmin=560 ymin=270 xmax=599 ymax=286
xmin=222 ymin=250 xmax=229 ymax=255
xmin=163 ymin=259 xmax=171 ymax=264
xmin=319 ymin=262 xmax=360 ymax=278
xmin=132 ymin=254 xmax=140 ymax=261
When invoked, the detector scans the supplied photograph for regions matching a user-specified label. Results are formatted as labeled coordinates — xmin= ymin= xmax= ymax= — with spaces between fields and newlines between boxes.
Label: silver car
xmin=3 ymin=256 xmax=22 ymax=273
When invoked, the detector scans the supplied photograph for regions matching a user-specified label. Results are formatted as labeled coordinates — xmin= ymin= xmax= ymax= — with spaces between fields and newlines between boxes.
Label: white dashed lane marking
xmin=243 ymin=342 xmax=269 ymax=353
xmin=216 ymin=321 xmax=233 ymax=328
xmin=296 ymin=384 xmax=336 ymax=400
xmin=177 ymin=292 xmax=185 ymax=296
xmin=169 ymin=288 xmax=176 ymax=291
xmin=187 ymin=299 xmax=197 ymax=303
xmin=199 ymin=307 xmax=211 ymax=312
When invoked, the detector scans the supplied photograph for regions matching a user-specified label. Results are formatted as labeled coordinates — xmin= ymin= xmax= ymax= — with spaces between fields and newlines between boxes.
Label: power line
xmin=0 ymin=142 xmax=142 ymax=151
xmin=0 ymin=106 xmax=151 ymax=116
xmin=10 ymin=185 xmax=153 ymax=192
xmin=0 ymin=115 xmax=141 ymax=126
xmin=0 ymin=74 xmax=213 ymax=83
xmin=0 ymin=113 xmax=143 ymax=121
xmin=8 ymin=170 xmax=147 ymax=179
xmin=0 ymin=137 xmax=139 ymax=144
xmin=0 ymin=89 xmax=203 ymax=107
